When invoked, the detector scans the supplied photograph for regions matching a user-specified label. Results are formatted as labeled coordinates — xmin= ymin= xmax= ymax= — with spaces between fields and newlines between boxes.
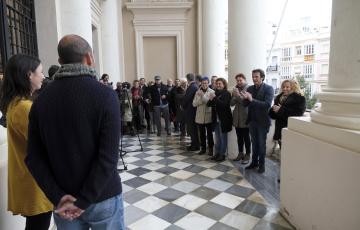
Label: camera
xmin=122 ymin=82 xmax=131 ymax=90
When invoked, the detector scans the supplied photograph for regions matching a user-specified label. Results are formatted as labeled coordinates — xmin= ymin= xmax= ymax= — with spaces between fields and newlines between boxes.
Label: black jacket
xmin=269 ymin=92 xmax=306 ymax=140
xmin=25 ymin=75 xmax=122 ymax=210
xmin=207 ymin=89 xmax=233 ymax=133
xmin=182 ymin=82 xmax=198 ymax=122
xmin=146 ymin=83 xmax=169 ymax=106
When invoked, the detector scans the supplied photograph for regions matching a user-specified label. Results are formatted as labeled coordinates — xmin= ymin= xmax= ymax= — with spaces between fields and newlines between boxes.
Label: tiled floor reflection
xmin=119 ymin=133 xmax=293 ymax=230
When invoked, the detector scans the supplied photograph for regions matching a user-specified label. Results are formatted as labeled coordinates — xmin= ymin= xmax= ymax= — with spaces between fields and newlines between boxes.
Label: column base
xmin=280 ymin=117 xmax=360 ymax=230
xmin=311 ymin=88 xmax=360 ymax=130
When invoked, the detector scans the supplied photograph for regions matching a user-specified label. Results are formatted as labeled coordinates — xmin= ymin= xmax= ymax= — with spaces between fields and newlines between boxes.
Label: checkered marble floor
xmin=119 ymin=133 xmax=293 ymax=230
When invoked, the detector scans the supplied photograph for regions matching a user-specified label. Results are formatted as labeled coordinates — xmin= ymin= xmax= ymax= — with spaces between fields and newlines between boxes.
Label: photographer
xmin=131 ymin=80 xmax=143 ymax=131
xmin=115 ymin=82 xmax=134 ymax=135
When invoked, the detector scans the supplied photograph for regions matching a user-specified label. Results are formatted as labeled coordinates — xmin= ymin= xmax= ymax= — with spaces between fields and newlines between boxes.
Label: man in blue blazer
xmin=240 ymin=69 xmax=274 ymax=173
xmin=182 ymin=73 xmax=200 ymax=151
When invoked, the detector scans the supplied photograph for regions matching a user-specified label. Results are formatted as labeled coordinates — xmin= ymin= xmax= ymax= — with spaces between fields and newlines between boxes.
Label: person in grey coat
xmin=231 ymin=73 xmax=251 ymax=163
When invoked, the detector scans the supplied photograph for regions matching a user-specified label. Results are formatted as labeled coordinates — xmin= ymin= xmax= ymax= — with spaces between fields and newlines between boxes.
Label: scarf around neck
xmin=54 ymin=63 xmax=98 ymax=79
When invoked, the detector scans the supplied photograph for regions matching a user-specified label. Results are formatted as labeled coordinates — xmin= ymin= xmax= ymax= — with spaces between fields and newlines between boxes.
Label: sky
xmin=267 ymin=0 xmax=332 ymax=28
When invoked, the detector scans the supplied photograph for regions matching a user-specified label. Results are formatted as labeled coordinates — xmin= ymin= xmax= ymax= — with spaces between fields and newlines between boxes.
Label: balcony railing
xmin=266 ymin=65 xmax=279 ymax=72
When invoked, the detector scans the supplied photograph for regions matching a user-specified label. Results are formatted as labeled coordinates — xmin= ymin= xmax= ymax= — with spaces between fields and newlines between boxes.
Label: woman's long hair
xmin=0 ymin=54 xmax=41 ymax=115
xmin=291 ymin=79 xmax=304 ymax=96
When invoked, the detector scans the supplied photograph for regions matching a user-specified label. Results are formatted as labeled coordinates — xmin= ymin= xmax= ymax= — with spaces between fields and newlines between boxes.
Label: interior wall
xmin=143 ymin=37 xmax=176 ymax=82
xmin=121 ymin=0 xmax=198 ymax=84
xmin=184 ymin=0 xmax=198 ymax=77
xmin=122 ymin=1 xmax=137 ymax=84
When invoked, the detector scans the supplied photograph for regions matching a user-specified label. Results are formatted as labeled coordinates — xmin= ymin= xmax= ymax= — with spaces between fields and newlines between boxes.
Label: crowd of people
xmin=0 ymin=33 xmax=306 ymax=230
xmin=112 ymin=70 xmax=306 ymax=173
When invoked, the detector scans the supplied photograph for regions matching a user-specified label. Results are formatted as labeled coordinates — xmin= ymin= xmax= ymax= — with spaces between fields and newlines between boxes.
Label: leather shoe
xmin=258 ymin=165 xmax=265 ymax=174
xmin=241 ymin=153 xmax=251 ymax=164
xmin=198 ymin=149 xmax=206 ymax=155
xmin=187 ymin=146 xmax=200 ymax=151
xmin=215 ymin=155 xmax=225 ymax=162
xmin=233 ymin=153 xmax=244 ymax=161
xmin=245 ymin=163 xmax=258 ymax=170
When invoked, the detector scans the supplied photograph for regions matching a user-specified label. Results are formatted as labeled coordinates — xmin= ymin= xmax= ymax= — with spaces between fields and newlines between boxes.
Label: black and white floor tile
xmin=119 ymin=133 xmax=293 ymax=230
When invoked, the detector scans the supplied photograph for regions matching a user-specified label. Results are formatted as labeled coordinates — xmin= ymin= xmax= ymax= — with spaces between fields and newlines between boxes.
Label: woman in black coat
xmin=269 ymin=80 xmax=306 ymax=147
xmin=175 ymin=80 xmax=187 ymax=140
xmin=207 ymin=78 xmax=232 ymax=161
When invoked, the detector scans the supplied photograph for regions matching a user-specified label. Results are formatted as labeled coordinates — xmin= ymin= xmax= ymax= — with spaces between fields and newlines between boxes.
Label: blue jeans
xmin=249 ymin=122 xmax=269 ymax=166
xmin=54 ymin=194 xmax=124 ymax=230
xmin=214 ymin=122 xmax=228 ymax=156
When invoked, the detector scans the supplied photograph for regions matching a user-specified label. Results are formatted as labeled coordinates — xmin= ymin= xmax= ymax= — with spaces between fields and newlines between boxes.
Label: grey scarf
xmin=54 ymin=64 xmax=98 ymax=79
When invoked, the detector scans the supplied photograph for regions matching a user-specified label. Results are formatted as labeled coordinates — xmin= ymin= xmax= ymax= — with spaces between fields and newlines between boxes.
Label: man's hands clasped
xmin=55 ymin=195 xmax=84 ymax=221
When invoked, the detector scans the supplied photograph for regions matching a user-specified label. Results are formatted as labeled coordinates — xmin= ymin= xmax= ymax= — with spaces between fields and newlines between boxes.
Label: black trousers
xmin=25 ymin=211 xmax=52 ymax=230
xmin=186 ymin=119 xmax=199 ymax=147
xmin=235 ymin=127 xmax=251 ymax=154
xmin=198 ymin=123 xmax=214 ymax=150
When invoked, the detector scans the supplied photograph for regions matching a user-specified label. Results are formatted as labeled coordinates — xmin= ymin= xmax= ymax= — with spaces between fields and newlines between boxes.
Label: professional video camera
xmin=121 ymin=82 xmax=131 ymax=90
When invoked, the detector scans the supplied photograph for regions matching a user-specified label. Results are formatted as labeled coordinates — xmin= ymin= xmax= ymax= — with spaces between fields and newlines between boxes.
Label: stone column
xmin=227 ymin=0 xmax=268 ymax=158
xmin=34 ymin=0 xmax=60 ymax=70
xmin=101 ymin=0 xmax=125 ymax=83
xmin=59 ymin=0 xmax=93 ymax=45
xmin=228 ymin=0 xmax=267 ymax=87
xmin=311 ymin=0 xmax=360 ymax=130
xmin=201 ymin=0 xmax=226 ymax=78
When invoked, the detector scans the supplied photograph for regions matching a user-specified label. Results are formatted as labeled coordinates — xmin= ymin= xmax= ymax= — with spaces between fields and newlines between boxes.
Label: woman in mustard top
xmin=0 ymin=54 xmax=53 ymax=230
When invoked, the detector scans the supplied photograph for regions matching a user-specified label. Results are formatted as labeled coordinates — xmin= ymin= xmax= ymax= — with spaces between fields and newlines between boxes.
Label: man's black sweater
xmin=25 ymin=73 xmax=122 ymax=210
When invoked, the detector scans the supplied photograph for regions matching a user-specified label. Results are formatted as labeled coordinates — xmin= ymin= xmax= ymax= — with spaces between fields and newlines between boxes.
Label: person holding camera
xmin=131 ymin=80 xmax=143 ymax=132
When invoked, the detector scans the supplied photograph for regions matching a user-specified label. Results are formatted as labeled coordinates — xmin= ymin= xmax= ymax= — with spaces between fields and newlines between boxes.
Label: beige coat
xmin=230 ymin=85 xmax=249 ymax=128
xmin=192 ymin=87 xmax=214 ymax=124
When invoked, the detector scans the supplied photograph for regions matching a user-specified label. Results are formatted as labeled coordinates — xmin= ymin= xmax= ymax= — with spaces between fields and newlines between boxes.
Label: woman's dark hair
xmin=216 ymin=78 xmax=228 ymax=90
xmin=101 ymin=73 xmax=109 ymax=80
xmin=0 ymin=54 xmax=41 ymax=115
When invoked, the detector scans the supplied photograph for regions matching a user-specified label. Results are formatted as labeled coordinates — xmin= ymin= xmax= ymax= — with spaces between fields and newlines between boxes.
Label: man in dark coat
xmin=25 ymin=35 xmax=124 ymax=229
xmin=146 ymin=75 xmax=171 ymax=136
xmin=182 ymin=73 xmax=199 ymax=151
xmin=241 ymin=69 xmax=274 ymax=174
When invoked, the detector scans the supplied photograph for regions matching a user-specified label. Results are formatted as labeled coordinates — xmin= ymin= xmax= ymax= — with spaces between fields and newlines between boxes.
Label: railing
xmin=266 ymin=65 xmax=279 ymax=72
xmin=281 ymin=57 xmax=292 ymax=62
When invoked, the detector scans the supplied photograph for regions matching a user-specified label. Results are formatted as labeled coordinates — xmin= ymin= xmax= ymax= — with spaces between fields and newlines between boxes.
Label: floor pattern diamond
xmin=119 ymin=133 xmax=293 ymax=230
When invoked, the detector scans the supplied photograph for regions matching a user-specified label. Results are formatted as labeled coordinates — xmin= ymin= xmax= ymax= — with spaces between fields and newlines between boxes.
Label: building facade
xmin=266 ymin=21 xmax=330 ymax=96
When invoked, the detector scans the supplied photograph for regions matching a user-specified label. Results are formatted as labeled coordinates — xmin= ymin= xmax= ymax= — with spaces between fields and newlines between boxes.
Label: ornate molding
xmin=125 ymin=0 xmax=193 ymax=78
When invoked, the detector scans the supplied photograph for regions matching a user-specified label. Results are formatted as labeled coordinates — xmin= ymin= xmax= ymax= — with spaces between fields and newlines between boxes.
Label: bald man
xmin=26 ymin=34 xmax=124 ymax=229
